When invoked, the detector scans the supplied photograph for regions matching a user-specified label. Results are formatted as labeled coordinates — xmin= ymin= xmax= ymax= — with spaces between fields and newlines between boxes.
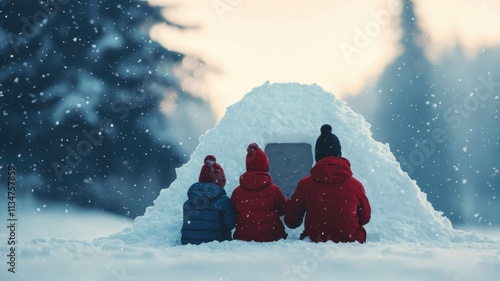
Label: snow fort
xmin=111 ymin=82 xmax=482 ymax=246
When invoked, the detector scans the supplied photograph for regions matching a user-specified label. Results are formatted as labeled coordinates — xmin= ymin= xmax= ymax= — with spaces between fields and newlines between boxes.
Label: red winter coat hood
xmin=232 ymin=171 xmax=288 ymax=242
xmin=239 ymin=171 xmax=272 ymax=190
xmin=310 ymin=156 xmax=353 ymax=184
xmin=285 ymin=156 xmax=371 ymax=243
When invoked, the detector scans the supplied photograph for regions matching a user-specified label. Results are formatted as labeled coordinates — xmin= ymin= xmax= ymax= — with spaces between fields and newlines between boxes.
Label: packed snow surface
xmin=2 ymin=82 xmax=499 ymax=281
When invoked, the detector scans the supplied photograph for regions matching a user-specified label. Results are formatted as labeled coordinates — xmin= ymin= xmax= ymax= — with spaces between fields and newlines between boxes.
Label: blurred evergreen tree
xmin=0 ymin=0 xmax=208 ymax=216
xmin=368 ymin=0 xmax=458 ymax=220
xmin=348 ymin=0 xmax=500 ymax=225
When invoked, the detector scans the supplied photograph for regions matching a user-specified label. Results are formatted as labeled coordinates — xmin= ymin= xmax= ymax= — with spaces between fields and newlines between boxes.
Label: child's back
xmin=181 ymin=155 xmax=236 ymax=245
xmin=231 ymin=143 xmax=288 ymax=242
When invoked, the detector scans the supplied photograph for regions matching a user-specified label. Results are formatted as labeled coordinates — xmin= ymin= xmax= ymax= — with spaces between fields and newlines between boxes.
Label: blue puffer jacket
xmin=181 ymin=182 xmax=236 ymax=245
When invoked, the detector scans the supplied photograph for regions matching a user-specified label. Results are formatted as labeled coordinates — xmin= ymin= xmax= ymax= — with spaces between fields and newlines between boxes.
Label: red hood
xmin=310 ymin=156 xmax=353 ymax=184
xmin=239 ymin=171 xmax=272 ymax=190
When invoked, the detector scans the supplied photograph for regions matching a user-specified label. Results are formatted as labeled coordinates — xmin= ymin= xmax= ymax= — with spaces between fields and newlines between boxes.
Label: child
xmin=181 ymin=155 xmax=236 ymax=245
xmin=285 ymin=124 xmax=371 ymax=243
xmin=231 ymin=143 xmax=288 ymax=242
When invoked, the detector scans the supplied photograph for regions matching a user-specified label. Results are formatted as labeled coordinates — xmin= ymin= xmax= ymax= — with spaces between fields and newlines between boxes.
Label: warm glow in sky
xmin=150 ymin=0 xmax=500 ymax=120
xmin=416 ymin=0 xmax=500 ymax=61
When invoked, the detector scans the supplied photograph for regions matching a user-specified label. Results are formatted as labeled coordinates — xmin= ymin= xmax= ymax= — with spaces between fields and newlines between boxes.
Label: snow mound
xmin=111 ymin=82 xmax=484 ymax=246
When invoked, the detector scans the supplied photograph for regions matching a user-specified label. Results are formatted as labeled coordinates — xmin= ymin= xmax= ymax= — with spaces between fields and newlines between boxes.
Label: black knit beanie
xmin=315 ymin=124 xmax=342 ymax=162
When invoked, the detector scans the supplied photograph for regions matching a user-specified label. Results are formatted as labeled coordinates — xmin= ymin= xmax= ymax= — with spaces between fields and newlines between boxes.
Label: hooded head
xmin=245 ymin=143 xmax=269 ymax=172
xmin=315 ymin=124 xmax=342 ymax=162
xmin=198 ymin=155 xmax=226 ymax=187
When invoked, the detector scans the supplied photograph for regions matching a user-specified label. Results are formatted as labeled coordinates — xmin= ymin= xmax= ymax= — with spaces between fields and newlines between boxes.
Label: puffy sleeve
xmin=353 ymin=178 xmax=371 ymax=226
xmin=284 ymin=180 xmax=307 ymax=229
xmin=271 ymin=184 xmax=288 ymax=216
xmin=221 ymin=196 xmax=237 ymax=230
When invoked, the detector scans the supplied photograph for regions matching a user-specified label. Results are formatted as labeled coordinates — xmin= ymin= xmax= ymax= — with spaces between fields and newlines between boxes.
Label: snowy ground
xmin=3 ymin=83 xmax=499 ymax=280
xmin=0 ymin=207 xmax=499 ymax=281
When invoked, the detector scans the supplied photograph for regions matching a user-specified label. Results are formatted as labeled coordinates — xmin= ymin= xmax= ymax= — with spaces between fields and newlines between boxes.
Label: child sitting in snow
xmin=231 ymin=143 xmax=288 ymax=242
xmin=285 ymin=124 xmax=371 ymax=243
xmin=181 ymin=155 xmax=236 ymax=245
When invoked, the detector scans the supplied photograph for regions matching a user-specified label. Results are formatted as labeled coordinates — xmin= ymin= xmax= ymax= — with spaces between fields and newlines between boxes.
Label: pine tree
xmin=348 ymin=0 xmax=500 ymax=224
xmin=348 ymin=0 xmax=458 ymax=220
xmin=0 ymin=0 xmax=201 ymax=216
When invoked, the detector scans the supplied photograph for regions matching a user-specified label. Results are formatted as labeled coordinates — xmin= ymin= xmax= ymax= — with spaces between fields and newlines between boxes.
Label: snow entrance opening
xmin=264 ymin=143 xmax=313 ymax=198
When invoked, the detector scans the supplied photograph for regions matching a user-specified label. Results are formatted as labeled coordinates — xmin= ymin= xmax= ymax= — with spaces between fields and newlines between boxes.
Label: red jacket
xmin=231 ymin=171 xmax=288 ymax=242
xmin=285 ymin=156 xmax=371 ymax=243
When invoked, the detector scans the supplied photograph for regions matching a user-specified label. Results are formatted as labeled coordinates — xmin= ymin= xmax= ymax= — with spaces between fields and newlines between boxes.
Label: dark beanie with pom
xmin=315 ymin=124 xmax=342 ymax=162
xmin=199 ymin=155 xmax=226 ymax=187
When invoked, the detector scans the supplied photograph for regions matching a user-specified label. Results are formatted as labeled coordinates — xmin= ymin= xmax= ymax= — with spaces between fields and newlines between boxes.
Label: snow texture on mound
xmin=111 ymin=82 xmax=484 ymax=246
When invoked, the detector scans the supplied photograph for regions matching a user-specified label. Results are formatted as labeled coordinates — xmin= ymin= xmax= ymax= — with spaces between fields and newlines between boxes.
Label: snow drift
xmin=111 ymin=82 xmax=483 ymax=246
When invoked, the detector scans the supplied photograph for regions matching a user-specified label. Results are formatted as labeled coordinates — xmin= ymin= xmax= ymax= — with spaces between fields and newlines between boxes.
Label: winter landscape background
xmin=1 ymin=0 xmax=499 ymax=280
xmin=2 ymin=81 xmax=500 ymax=281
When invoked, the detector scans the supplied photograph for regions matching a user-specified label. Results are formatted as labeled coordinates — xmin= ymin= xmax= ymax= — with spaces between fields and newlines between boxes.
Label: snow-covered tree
xmin=366 ymin=0 xmax=457 ymax=219
xmin=0 ymin=0 xmax=208 ymax=216
xmin=348 ymin=0 xmax=500 ymax=225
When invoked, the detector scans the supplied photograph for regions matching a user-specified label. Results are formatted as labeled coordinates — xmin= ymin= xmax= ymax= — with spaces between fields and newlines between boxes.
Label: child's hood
xmin=187 ymin=182 xmax=227 ymax=204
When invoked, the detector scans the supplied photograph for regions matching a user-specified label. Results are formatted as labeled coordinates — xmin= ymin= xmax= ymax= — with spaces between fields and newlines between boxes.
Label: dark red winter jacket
xmin=231 ymin=171 xmax=288 ymax=242
xmin=285 ymin=156 xmax=371 ymax=243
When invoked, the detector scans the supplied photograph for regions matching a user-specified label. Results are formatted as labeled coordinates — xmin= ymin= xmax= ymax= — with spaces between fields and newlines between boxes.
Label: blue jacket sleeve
xmin=221 ymin=196 xmax=237 ymax=231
